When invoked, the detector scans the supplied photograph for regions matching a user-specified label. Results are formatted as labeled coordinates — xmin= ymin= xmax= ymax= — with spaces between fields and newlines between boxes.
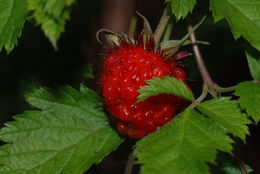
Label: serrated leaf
xmin=137 ymin=76 xmax=194 ymax=102
xmin=165 ymin=0 xmax=196 ymax=20
xmin=0 ymin=0 xmax=27 ymax=53
xmin=245 ymin=49 xmax=260 ymax=80
xmin=0 ymin=86 xmax=123 ymax=174
xmin=28 ymin=0 xmax=76 ymax=48
xmin=210 ymin=0 xmax=260 ymax=49
xmin=135 ymin=108 xmax=233 ymax=174
xmin=235 ymin=81 xmax=260 ymax=123
xmin=197 ymin=97 xmax=250 ymax=140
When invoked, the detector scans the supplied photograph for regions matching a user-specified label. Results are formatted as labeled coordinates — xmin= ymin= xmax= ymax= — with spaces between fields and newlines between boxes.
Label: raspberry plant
xmin=0 ymin=0 xmax=259 ymax=174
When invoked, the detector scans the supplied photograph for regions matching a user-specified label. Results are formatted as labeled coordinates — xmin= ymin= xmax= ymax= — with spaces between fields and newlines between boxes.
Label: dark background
xmin=0 ymin=0 xmax=259 ymax=173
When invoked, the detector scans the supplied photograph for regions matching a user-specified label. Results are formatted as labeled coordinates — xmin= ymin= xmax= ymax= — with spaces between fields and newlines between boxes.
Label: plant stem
xmin=238 ymin=159 xmax=249 ymax=174
xmin=154 ymin=5 xmax=171 ymax=44
xmin=215 ymin=85 xmax=238 ymax=93
xmin=190 ymin=85 xmax=208 ymax=108
xmin=162 ymin=20 xmax=173 ymax=41
xmin=188 ymin=24 xmax=217 ymax=96
xmin=173 ymin=16 xmax=206 ymax=48
xmin=234 ymin=149 xmax=249 ymax=174
xmin=129 ymin=15 xmax=137 ymax=37
xmin=124 ymin=152 xmax=135 ymax=174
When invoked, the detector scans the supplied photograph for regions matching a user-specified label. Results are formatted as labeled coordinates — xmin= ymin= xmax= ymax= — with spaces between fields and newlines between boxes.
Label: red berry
xmin=99 ymin=34 xmax=190 ymax=138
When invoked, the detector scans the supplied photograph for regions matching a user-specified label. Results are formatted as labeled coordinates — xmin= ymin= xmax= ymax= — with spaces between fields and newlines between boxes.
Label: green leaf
xmin=166 ymin=0 xmax=196 ymax=20
xmin=235 ymin=81 xmax=260 ymax=123
xmin=28 ymin=0 xmax=77 ymax=48
xmin=245 ymin=49 xmax=260 ymax=80
xmin=137 ymin=76 xmax=195 ymax=102
xmin=0 ymin=0 xmax=27 ymax=53
xmin=197 ymin=97 xmax=250 ymax=140
xmin=210 ymin=0 xmax=260 ymax=49
xmin=135 ymin=108 xmax=233 ymax=174
xmin=0 ymin=86 xmax=123 ymax=174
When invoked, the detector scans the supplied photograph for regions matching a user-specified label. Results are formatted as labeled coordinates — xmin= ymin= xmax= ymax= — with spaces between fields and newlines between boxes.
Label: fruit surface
xmin=99 ymin=34 xmax=189 ymax=138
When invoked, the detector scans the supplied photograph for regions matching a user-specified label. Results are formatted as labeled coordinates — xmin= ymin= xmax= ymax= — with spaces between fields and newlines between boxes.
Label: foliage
xmin=165 ymin=0 xmax=260 ymax=49
xmin=135 ymin=108 xmax=233 ymax=174
xmin=210 ymin=0 xmax=260 ymax=50
xmin=137 ymin=76 xmax=195 ymax=102
xmin=28 ymin=0 xmax=77 ymax=48
xmin=235 ymin=81 xmax=260 ymax=123
xmin=0 ymin=0 xmax=260 ymax=173
xmin=0 ymin=86 xmax=123 ymax=173
xmin=0 ymin=0 xmax=77 ymax=52
xmin=197 ymin=97 xmax=250 ymax=140
xmin=134 ymin=95 xmax=251 ymax=174
xmin=0 ymin=0 xmax=27 ymax=53
xmin=245 ymin=49 xmax=260 ymax=80
xmin=165 ymin=0 xmax=196 ymax=20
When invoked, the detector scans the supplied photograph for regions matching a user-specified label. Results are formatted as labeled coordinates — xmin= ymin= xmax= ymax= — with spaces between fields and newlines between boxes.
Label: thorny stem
xmin=154 ymin=5 xmax=171 ymax=44
xmin=124 ymin=152 xmax=135 ymax=174
xmin=188 ymin=24 xmax=217 ymax=97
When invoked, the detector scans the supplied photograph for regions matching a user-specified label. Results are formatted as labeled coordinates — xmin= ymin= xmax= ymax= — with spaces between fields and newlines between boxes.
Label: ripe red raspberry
xmin=99 ymin=34 xmax=190 ymax=138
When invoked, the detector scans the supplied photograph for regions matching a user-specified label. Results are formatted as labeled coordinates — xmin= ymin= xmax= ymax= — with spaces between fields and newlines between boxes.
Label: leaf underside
xmin=0 ymin=86 xmax=123 ymax=174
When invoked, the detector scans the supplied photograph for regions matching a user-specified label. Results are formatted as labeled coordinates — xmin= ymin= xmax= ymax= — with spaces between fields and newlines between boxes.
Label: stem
xmin=173 ymin=17 xmax=206 ymax=48
xmin=162 ymin=20 xmax=173 ymax=41
xmin=234 ymin=149 xmax=249 ymax=174
xmin=129 ymin=15 xmax=137 ymax=37
xmin=190 ymin=85 xmax=208 ymax=108
xmin=215 ymin=85 xmax=238 ymax=93
xmin=124 ymin=152 xmax=135 ymax=174
xmin=154 ymin=5 xmax=171 ymax=44
xmin=238 ymin=159 xmax=249 ymax=174
xmin=188 ymin=24 xmax=217 ymax=96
